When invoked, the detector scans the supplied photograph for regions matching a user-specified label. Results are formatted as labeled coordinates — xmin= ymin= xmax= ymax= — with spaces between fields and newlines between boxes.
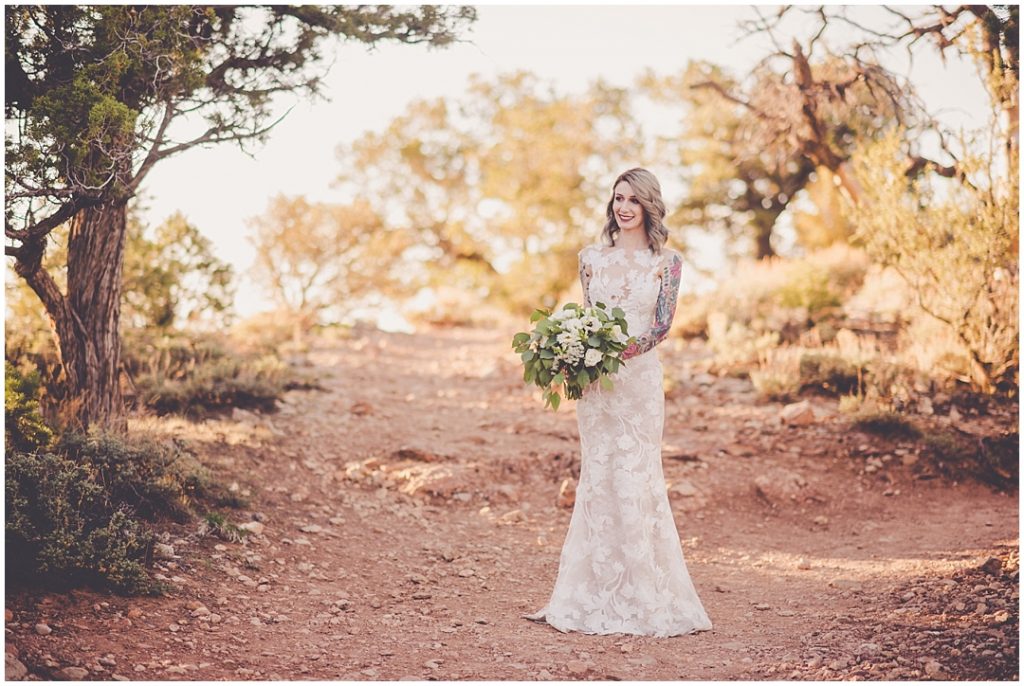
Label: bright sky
xmin=136 ymin=3 xmax=994 ymax=322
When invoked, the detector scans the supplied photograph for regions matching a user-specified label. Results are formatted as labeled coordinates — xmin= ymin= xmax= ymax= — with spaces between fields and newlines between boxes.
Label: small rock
xmin=98 ymin=656 xmax=117 ymax=668
xmin=754 ymin=603 xmax=771 ymax=610
xmin=34 ymin=623 xmax=52 ymax=636
xmin=190 ymin=606 xmax=210 ymax=617
xmin=499 ymin=509 xmax=526 ymax=524
xmin=168 ymin=624 xmax=180 ymax=633
xmin=299 ymin=524 xmax=323 ymax=534
xmin=989 ymin=610 xmax=1010 ymax=625
xmin=5 ymin=609 xmax=14 ymax=622
xmin=154 ymin=543 xmax=176 ymax=560
xmin=813 ymin=515 xmax=829 ymax=526
xmin=411 ymin=593 xmax=432 ymax=600
xmin=796 ymin=559 xmax=811 ymax=570
xmin=567 ymin=660 xmax=589 ymax=675
xmin=857 ymin=642 xmax=880 ymax=655
xmin=780 ymin=400 xmax=816 ymax=426
xmin=474 ymin=617 xmax=487 ymax=624
xmin=557 ymin=478 xmax=576 ymax=509
xmin=458 ymin=569 xmax=475 ymax=578
xmin=923 ymin=661 xmax=945 ymax=678
xmin=126 ymin=608 xmax=143 ymax=619
xmin=58 ymin=666 xmax=90 ymax=680
xmin=238 ymin=521 xmax=265 ymax=536
xmin=6 ymin=653 xmax=28 ymax=680
xmin=424 ymin=659 xmax=441 ymax=670
xmin=671 ymin=480 xmax=699 ymax=497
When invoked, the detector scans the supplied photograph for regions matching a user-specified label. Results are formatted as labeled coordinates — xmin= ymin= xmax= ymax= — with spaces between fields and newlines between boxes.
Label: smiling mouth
xmin=618 ymin=215 xmax=636 ymax=222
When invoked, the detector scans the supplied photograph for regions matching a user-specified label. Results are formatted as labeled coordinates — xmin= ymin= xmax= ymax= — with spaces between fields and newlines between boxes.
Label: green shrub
xmin=776 ymin=262 xmax=842 ymax=315
xmin=6 ymin=425 xmax=239 ymax=594
xmin=850 ymin=410 xmax=922 ymax=439
xmin=55 ymin=430 xmax=199 ymax=522
xmin=5 ymin=361 xmax=54 ymax=455
xmin=6 ymin=449 xmax=159 ymax=594
xmin=798 ymin=351 xmax=860 ymax=395
xmin=123 ymin=329 xmax=310 ymax=417
xmin=750 ymin=346 xmax=802 ymax=401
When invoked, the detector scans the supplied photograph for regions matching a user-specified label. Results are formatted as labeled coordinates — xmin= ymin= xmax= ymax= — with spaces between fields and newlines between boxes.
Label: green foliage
xmin=198 ymin=511 xmax=249 ymax=543
xmin=6 ymin=448 xmax=158 ymax=593
xmin=123 ymin=330 xmax=304 ymax=418
xmin=247 ymin=195 xmax=403 ymax=335
xmin=749 ymin=347 xmax=802 ymax=401
xmin=850 ymin=411 xmax=922 ymax=440
xmin=513 ymin=302 xmax=631 ymax=409
xmin=798 ymin=351 xmax=859 ymax=395
xmin=5 ymin=361 xmax=54 ymax=455
xmin=337 ymin=71 xmax=641 ymax=318
xmin=6 ymin=420 xmax=240 ymax=594
xmin=122 ymin=210 xmax=236 ymax=330
xmin=921 ymin=427 xmax=1018 ymax=490
xmin=845 ymin=126 xmax=1018 ymax=394
xmin=774 ymin=262 xmax=842 ymax=314
xmin=697 ymin=245 xmax=870 ymax=371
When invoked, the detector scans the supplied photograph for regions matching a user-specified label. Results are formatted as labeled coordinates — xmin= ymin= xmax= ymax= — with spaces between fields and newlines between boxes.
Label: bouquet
xmin=511 ymin=301 xmax=634 ymax=410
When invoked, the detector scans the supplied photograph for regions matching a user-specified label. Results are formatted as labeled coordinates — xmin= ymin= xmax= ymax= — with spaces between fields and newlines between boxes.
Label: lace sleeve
xmin=622 ymin=251 xmax=682 ymax=360
xmin=578 ymin=247 xmax=593 ymax=308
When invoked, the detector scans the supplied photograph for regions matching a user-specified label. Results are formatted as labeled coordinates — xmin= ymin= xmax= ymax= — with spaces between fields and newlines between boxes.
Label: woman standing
xmin=524 ymin=168 xmax=713 ymax=637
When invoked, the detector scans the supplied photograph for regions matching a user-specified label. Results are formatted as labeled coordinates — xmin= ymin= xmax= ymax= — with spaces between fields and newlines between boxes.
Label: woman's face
xmin=612 ymin=181 xmax=644 ymax=232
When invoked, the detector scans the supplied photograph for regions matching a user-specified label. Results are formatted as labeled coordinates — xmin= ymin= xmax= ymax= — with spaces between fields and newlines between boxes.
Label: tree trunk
xmin=15 ymin=201 xmax=131 ymax=433
xmin=754 ymin=221 xmax=776 ymax=260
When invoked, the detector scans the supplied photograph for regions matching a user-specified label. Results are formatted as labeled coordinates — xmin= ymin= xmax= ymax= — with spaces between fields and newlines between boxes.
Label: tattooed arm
xmin=621 ymin=251 xmax=682 ymax=360
xmin=578 ymin=248 xmax=593 ymax=308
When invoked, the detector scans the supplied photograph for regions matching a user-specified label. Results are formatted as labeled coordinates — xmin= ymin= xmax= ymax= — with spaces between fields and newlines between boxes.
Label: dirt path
xmin=6 ymin=325 xmax=1019 ymax=681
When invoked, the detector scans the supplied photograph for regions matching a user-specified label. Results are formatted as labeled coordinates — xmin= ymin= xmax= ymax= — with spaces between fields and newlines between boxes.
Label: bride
xmin=524 ymin=167 xmax=713 ymax=637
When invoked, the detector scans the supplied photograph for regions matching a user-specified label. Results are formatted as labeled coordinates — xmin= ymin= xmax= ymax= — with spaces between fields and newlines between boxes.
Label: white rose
xmin=584 ymin=348 xmax=603 ymax=367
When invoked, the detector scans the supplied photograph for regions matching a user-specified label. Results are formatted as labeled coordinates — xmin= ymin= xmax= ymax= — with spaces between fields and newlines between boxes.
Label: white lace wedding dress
xmin=524 ymin=243 xmax=713 ymax=637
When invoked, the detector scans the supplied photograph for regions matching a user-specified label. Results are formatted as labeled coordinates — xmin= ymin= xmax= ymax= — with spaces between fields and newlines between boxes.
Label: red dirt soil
xmin=5 ymin=325 xmax=1019 ymax=681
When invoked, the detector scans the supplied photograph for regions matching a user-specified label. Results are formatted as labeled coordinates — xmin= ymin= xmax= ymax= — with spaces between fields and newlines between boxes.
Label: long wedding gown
xmin=524 ymin=243 xmax=713 ymax=637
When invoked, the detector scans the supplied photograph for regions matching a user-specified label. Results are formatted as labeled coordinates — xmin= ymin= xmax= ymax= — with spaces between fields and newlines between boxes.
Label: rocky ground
xmin=5 ymin=325 xmax=1020 ymax=681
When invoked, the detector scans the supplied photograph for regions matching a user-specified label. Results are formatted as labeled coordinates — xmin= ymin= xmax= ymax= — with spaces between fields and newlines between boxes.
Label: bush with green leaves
xmin=6 ymin=449 xmax=158 ymax=593
xmin=5 ymin=361 xmax=54 ymax=455
xmin=122 ymin=329 xmax=315 ymax=417
xmin=6 ymin=369 xmax=239 ymax=593
xmin=845 ymin=126 xmax=1018 ymax=395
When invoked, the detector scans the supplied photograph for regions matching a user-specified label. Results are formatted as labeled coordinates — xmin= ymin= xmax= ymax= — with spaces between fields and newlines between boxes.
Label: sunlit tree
xmin=248 ymin=194 xmax=408 ymax=342
xmin=5 ymin=5 xmax=476 ymax=430
xmin=337 ymin=71 xmax=642 ymax=316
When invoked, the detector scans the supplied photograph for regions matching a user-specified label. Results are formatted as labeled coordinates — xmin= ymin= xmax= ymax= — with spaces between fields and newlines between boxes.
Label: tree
xmin=122 ymin=211 xmax=235 ymax=331
xmin=248 ymin=194 xmax=407 ymax=342
xmin=733 ymin=5 xmax=1018 ymax=201
xmin=5 ymin=5 xmax=476 ymax=431
xmin=336 ymin=71 xmax=642 ymax=316
xmin=640 ymin=63 xmax=812 ymax=260
xmin=846 ymin=127 xmax=1018 ymax=394
xmin=736 ymin=5 xmax=1018 ymax=394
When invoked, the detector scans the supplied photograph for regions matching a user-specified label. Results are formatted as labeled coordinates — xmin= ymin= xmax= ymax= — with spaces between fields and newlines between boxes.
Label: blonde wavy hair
xmin=601 ymin=167 xmax=668 ymax=254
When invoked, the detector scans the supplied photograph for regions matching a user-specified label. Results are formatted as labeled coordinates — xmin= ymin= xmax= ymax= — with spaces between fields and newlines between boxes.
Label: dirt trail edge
xmin=6 ymin=325 xmax=1019 ymax=681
